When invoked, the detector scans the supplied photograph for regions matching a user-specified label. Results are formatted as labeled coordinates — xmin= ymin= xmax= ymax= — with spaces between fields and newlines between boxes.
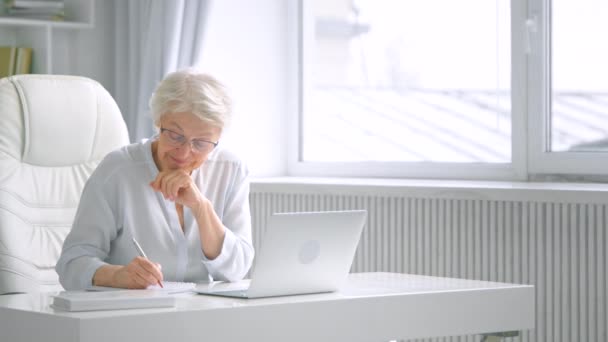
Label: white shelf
xmin=0 ymin=0 xmax=95 ymax=74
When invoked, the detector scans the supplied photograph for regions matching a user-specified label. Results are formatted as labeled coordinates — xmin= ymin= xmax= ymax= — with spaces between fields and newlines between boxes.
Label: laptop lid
xmin=246 ymin=210 xmax=367 ymax=298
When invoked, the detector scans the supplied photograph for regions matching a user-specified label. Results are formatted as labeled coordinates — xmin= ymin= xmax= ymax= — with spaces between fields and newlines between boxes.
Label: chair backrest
xmin=0 ymin=75 xmax=129 ymax=294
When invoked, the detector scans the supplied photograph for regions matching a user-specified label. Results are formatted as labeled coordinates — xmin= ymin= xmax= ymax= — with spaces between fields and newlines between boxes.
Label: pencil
xmin=131 ymin=238 xmax=164 ymax=288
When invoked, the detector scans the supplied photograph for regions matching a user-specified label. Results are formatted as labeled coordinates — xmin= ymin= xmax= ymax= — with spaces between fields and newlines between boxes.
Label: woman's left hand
xmin=150 ymin=170 xmax=203 ymax=209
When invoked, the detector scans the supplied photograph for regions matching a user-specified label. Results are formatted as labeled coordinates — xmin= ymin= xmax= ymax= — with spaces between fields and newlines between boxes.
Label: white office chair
xmin=0 ymin=75 xmax=129 ymax=294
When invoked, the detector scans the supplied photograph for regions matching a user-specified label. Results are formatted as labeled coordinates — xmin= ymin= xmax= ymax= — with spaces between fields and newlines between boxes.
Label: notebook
xmin=87 ymin=281 xmax=196 ymax=294
xmin=52 ymin=290 xmax=176 ymax=312
xmin=195 ymin=210 xmax=367 ymax=299
xmin=52 ymin=282 xmax=197 ymax=312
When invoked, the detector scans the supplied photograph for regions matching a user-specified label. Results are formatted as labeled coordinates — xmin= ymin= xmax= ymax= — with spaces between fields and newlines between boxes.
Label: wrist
xmin=194 ymin=196 xmax=210 ymax=218
xmin=93 ymin=264 xmax=121 ymax=287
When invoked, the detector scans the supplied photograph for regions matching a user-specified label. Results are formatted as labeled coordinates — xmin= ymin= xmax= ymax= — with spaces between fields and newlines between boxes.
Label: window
xmin=528 ymin=0 xmax=608 ymax=175
xmin=290 ymin=0 xmax=608 ymax=179
xmin=551 ymin=0 xmax=608 ymax=153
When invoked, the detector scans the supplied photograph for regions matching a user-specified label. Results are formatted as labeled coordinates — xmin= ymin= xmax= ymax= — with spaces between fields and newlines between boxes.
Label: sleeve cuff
xmin=200 ymin=228 xmax=237 ymax=269
xmin=81 ymin=259 xmax=108 ymax=289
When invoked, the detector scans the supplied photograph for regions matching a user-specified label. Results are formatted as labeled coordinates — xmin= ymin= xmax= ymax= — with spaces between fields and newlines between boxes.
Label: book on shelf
xmin=0 ymin=46 xmax=33 ymax=78
xmin=14 ymin=47 xmax=32 ymax=74
xmin=0 ymin=46 xmax=17 ymax=78
xmin=4 ymin=12 xmax=65 ymax=21
xmin=4 ymin=0 xmax=64 ymax=9
xmin=52 ymin=290 xmax=177 ymax=312
xmin=2 ymin=0 xmax=66 ymax=21
xmin=7 ymin=7 xmax=65 ymax=15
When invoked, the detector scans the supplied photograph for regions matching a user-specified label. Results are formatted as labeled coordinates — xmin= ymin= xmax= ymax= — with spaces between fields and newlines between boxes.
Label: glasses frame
xmin=160 ymin=127 xmax=218 ymax=154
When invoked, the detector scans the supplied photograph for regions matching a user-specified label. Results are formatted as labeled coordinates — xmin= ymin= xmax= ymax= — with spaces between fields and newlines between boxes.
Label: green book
xmin=0 ymin=46 xmax=18 ymax=78
xmin=14 ymin=47 xmax=32 ymax=74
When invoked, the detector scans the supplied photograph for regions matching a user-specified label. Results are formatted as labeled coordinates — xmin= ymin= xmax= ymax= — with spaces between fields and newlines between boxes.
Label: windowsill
xmin=250 ymin=177 xmax=608 ymax=203
xmin=251 ymin=176 xmax=608 ymax=191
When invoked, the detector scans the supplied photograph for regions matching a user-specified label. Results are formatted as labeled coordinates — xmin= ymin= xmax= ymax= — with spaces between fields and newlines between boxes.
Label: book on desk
xmin=52 ymin=281 xmax=196 ymax=312
xmin=52 ymin=290 xmax=176 ymax=312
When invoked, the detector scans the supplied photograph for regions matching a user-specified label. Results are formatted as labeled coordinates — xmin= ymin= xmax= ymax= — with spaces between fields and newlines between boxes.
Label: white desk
xmin=0 ymin=272 xmax=534 ymax=342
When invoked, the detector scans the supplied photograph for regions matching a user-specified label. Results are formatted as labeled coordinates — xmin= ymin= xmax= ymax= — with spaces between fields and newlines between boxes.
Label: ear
xmin=153 ymin=119 xmax=162 ymax=133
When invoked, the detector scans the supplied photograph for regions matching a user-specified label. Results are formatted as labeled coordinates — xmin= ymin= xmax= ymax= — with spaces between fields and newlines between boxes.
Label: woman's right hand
xmin=93 ymin=258 xmax=163 ymax=289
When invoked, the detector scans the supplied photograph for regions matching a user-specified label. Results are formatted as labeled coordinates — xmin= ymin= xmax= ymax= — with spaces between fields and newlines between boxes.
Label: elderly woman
xmin=56 ymin=69 xmax=254 ymax=290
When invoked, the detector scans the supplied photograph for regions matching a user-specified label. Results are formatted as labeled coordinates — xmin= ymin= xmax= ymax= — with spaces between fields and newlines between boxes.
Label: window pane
xmin=303 ymin=0 xmax=511 ymax=162
xmin=551 ymin=0 xmax=608 ymax=152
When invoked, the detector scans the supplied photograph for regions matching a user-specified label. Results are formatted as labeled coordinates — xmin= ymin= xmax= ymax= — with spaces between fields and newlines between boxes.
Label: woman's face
xmin=153 ymin=112 xmax=221 ymax=172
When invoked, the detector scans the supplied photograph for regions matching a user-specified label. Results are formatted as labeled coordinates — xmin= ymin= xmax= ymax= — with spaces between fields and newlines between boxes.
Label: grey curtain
xmin=113 ymin=0 xmax=211 ymax=142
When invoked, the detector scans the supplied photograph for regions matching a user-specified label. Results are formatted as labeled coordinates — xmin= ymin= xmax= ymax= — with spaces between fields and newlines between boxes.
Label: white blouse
xmin=56 ymin=138 xmax=254 ymax=290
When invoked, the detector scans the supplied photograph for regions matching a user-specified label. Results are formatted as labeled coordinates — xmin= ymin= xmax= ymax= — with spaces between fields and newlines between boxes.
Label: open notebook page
xmin=87 ymin=281 xmax=196 ymax=294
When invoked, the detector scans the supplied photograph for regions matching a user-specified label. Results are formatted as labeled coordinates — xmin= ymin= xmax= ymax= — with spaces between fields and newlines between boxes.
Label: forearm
xmin=193 ymin=198 xmax=226 ymax=260
xmin=56 ymin=252 xmax=107 ymax=290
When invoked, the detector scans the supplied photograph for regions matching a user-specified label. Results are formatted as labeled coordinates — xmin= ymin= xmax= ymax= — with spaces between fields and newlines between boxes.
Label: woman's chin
xmin=169 ymin=164 xmax=188 ymax=170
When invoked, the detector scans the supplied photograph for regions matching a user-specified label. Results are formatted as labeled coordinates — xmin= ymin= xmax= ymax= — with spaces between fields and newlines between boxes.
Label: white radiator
xmin=250 ymin=183 xmax=607 ymax=342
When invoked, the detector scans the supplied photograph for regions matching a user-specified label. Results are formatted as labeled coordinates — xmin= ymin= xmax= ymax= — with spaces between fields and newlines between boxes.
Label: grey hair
xmin=149 ymin=69 xmax=232 ymax=130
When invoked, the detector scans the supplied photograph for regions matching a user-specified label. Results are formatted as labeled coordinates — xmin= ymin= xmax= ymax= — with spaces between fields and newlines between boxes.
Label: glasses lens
xmin=165 ymin=130 xmax=184 ymax=145
xmin=193 ymin=140 xmax=212 ymax=153
xmin=162 ymin=128 xmax=215 ymax=154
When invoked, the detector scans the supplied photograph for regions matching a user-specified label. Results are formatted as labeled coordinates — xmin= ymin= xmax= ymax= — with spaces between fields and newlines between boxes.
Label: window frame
xmin=527 ymin=0 xmax=608 ymax=175
xmin=288 ymin=0 xmax=607 ymax=180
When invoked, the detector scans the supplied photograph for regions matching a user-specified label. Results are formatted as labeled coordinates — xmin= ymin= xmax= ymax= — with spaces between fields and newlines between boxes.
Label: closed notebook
xmin=52 ymin=290 xmax=176 ymax=312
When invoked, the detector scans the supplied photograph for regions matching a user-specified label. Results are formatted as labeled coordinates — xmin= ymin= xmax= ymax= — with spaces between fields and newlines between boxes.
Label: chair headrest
xmin=0 ymin=75 xmax=129 ymax=167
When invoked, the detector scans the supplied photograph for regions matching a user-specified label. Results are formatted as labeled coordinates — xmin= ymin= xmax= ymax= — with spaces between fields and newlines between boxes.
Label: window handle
xmin=525 ymin=15 xmax=538 ymax=54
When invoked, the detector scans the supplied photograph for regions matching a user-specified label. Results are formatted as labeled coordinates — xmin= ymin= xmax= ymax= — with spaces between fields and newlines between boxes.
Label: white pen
xmin=131 ymin=238 xmax=164 ymax=288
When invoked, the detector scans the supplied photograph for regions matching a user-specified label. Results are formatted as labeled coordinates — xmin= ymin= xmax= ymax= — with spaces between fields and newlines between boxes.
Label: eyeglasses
xmin=160 ymin=127 xmax=218 ymax=154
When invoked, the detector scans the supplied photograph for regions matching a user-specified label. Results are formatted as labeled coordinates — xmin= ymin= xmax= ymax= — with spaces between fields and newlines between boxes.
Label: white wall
xmin=198 ymin=0 xmax=288 ymax=177
xmin=65 ymin=0 xmax=288 ymax=177
xmin=68 ymin=0 xmax=116 ymax=93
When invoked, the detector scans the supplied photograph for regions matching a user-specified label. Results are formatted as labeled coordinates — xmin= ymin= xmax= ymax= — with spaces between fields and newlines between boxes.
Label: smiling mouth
xmin=170 ymin=156 xmax=189 ymax=166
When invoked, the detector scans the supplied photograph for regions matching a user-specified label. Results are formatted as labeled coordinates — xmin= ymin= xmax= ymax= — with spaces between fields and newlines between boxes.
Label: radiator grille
xmin=250 ymin=191 xmax=607 ymax=342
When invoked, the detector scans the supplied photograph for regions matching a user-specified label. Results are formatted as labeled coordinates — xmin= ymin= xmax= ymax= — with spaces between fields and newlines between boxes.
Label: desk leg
xmin=480 ymin=331 xmax=519 ymax=341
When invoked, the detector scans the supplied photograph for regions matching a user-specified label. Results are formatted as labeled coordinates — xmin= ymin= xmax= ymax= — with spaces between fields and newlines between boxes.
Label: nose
xmin=173 ymin=142 xmax=193 ymax=158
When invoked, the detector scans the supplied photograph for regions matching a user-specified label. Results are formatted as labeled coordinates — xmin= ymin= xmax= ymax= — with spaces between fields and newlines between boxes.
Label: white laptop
xmin=195 ymin=210 xmax=367 ymax=298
